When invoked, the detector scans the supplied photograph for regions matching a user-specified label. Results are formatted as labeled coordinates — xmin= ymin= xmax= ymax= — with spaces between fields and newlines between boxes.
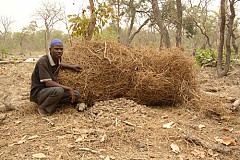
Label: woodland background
xmin=0 ymin=0 xmax=239 ymax=67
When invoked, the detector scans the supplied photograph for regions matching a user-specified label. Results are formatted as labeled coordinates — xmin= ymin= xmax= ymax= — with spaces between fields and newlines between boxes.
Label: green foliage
xmin=195 ymin=48 xmax=240 ymax=67
xmin=68 ymin=1 xmax=115 ymax=39
xmin=231 ymin=54 xmax=240 ymax=65
xmin=1 ymin=48 xmax=10 ymax=55
xmin=68 ymin=12 xmax=89 ymax=38
xmin=195 ymin=49 xmax=216 ymax=67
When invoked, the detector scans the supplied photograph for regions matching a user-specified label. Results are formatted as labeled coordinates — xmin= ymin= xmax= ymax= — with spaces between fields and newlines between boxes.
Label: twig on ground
xmin=79 ymin=148 xmax=100 ymax=154
xmin=123 ymin=120 xmax=136 ymax=127
xmin=183 ymin=133 xmax=232 ymax=154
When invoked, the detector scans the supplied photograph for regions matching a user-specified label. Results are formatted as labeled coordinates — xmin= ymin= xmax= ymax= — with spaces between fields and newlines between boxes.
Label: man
xmin=30 ymin=39 xmax=82 ymax=116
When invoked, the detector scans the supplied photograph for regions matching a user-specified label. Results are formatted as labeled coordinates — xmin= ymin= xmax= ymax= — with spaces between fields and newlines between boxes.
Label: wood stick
xmin=79 ymin=148 xmax=100 ymax=154
xmin=184 ymin=133 xmax=232 ymax=154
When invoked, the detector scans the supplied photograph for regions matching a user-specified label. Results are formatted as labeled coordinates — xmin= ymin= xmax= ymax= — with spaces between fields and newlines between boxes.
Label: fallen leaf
xmin=170 ymin=143 xmax=180 ymax=153
xmin=32 ymin=153 xmax=47 ymax=158
xmin=214 ymin=137 xmax=237 ymax=146
xmin=198 ymin=124 xmax=205 ymax=129
xmin=192 ymin=149 xmax=205 ymax=158
xmin=222 ymin=127 xmax=233 ymax=132
xmin=163 ymin=122 xmax=174 ymax=129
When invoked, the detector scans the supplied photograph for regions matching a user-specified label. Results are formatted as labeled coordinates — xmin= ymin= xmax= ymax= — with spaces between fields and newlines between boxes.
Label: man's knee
xmin=50 ymin=87 xmax=64 ymax=98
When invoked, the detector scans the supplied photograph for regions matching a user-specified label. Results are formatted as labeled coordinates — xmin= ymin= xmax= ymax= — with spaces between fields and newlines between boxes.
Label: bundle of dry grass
xmin=128 ymin=48 xmax=197 ymax=105
xmin=58 ymin=40 xmax=197 ymax=106
xmin=58 ymin=41 xmax=136 ymax=104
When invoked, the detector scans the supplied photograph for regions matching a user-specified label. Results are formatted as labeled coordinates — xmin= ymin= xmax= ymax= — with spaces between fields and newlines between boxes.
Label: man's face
xmin=50 ymin=44 xmax=63 ymax=61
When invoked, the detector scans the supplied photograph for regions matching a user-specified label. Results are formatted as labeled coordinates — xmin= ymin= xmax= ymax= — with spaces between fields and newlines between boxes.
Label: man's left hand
xmin=72 ymin=65 xmax=83 ymax=72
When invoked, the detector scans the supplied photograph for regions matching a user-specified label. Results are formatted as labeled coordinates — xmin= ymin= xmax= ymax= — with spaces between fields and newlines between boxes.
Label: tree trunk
xmin=232 ymin=33 xmax=238 ymax=55
xmin=224 ymin=0 xmax=235 ymax=72
xmin=176 ymin=0 xmax=182 ymax=47
xmin=128 ymin=18 xmax=150 ymax=45
xmin=217 ymin=0 xmax=226 ymax=78
xmin=151 ymin=0 xmax=171 ymax=48
xmin=117 ymin=0 xmax=121 ymax=43
xmin=217 ymin=0 xmax=235 ymax=78
xmin=44 ymin=28 xmax=48 ymax=52
xmin=126 ymin=0 xmax=135 ymax=45
xmin=86 ymin=0 xmax=96 ymax=41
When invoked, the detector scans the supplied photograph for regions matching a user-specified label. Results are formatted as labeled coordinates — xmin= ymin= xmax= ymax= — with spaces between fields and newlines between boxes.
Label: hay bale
xmin=58 ymin=41 xmax=136 ymax=103
xmin=58 ymin=40 xmax=197 ymax=106
xmin=127 ymin=48 xmax=197 ymax=105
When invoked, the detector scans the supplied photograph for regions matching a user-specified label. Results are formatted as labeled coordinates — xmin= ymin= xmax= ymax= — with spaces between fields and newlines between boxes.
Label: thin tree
xmin=187 ymin=0 xmax=214 ymax=49
xmin=117 ymin=0 xmax=121 ymax=43
xmin=176 ymin=0 xmax=182 ymax=47
xmin=124 ymin=0 xmax=150 ymax=45
xmin=232 ymin=19 xmax=239 ymax=54
xmin=151 ymin=0 xmax=171 ymax=49
xmin=0 ymin=16 xmax=14 ymax=58
xmin=19 ymin=21 xmax=37 ymax=54
xmin=86 ymin=0 xmax=97 ymax=41
xmin=35 ymin=1 xmax=64 ymax=52
xmin=217 ymin=0 xmax=236 ymax=78
xmin=109 ymin=0 xmax=150 ymax=45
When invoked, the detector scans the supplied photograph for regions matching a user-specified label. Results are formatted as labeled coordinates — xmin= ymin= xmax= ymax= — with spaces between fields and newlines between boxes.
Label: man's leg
xmin=36 ymin=87 xmax=64 ymax=115
xmin=58 ymin=90 xmax=80 ymax=106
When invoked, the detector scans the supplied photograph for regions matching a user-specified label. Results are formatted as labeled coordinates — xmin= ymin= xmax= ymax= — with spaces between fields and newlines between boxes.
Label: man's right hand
xmin=68 ymin=88 xmax=76 ymax=103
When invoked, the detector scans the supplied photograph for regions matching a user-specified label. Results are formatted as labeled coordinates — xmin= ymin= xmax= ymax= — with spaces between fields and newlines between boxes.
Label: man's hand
xmin=68 ymin=88 xmax=76 ymax=103
xmin=72 ymin=65 xmax=83 ymax=72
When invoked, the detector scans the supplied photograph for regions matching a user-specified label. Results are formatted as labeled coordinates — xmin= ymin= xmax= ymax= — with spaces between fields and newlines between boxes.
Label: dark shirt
xmin=30 ymin=53 xmax=61 ymax=103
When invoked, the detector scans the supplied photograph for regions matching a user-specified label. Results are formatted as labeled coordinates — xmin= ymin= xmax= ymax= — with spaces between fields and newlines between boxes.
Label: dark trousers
xmin=36 ymin=87 xmax=80 ymax=113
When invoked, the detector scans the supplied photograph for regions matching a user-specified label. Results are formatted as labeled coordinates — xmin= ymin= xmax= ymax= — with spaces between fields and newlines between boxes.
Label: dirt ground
xmin=0 ymin=61 xmax=240 ymax=160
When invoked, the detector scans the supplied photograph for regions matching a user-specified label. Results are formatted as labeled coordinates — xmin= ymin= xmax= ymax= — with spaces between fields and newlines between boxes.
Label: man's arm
xmin=45 ymin=80 xmax=70 ymax=90
xmin=61 ymin=63 xmax=83 ymax=72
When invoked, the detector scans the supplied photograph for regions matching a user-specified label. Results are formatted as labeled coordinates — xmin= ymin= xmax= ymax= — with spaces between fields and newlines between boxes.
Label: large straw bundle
xmin=58 ymin=41 xmax=136 ymax=104
xmin=58 ymin=40 xmax=197 ymax=106
xmin=127 ymin=48 xmax=197 ymax=105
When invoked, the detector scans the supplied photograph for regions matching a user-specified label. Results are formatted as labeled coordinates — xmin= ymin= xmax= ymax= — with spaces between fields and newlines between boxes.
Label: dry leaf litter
xmin=0 ymin=41 xmax=240 ymax=159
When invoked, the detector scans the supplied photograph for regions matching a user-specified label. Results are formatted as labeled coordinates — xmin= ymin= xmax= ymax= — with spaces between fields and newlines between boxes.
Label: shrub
xmin=195 ymin=49 xmax=216 ymax=67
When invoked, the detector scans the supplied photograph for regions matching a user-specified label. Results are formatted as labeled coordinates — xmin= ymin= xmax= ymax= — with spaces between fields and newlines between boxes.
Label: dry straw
xmin=58 ymin=40 xmax=197 ymax=106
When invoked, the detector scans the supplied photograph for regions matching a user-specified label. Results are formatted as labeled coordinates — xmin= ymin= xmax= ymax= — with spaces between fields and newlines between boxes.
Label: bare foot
xmin=37 ymin=107 xmax=50 ymax=116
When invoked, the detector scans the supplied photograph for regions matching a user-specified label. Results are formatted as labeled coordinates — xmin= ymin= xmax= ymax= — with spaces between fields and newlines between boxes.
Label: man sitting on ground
xmin=30 ymin=39 xmax=82 ymax=116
